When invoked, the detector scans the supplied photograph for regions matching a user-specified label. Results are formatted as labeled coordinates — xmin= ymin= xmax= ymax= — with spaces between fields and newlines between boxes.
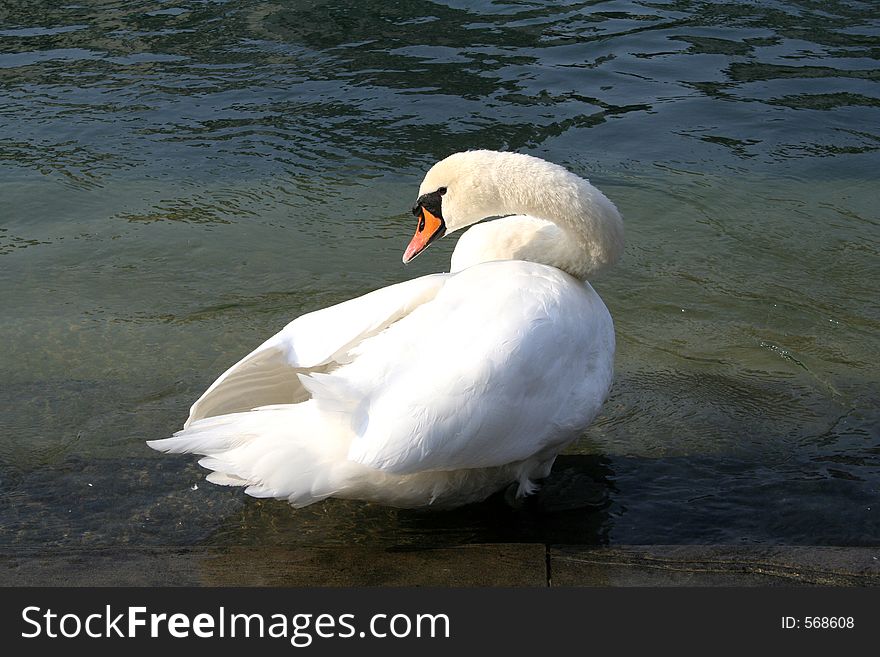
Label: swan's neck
xmin=450 ymin=216 xmax=579 ymax=276
xmin=447 ymin=153 xmax=624 ymax=280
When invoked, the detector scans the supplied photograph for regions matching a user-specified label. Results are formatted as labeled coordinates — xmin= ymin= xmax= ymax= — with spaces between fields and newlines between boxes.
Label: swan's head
xmin=404 ymin=150 xmax=511 ymax=263
xmin=403 ymin=150 xmax=624 ymax=278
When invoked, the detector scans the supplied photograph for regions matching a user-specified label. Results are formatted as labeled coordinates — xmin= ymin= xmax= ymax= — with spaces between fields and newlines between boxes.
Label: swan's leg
xmin=503 ymin=482 xmax=523 ymax=509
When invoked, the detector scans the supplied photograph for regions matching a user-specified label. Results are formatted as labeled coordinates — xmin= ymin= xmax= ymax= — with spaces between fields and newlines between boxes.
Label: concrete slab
xmin=0 ymin=543 xmax=547 ymax=587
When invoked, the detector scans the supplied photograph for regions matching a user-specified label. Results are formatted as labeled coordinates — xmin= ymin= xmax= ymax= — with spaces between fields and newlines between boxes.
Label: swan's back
xmin=337 ymin=259 xmax=615 ymax=475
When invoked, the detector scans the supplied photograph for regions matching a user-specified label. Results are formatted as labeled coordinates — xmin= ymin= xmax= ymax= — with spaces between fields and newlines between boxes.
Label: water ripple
xmin=1 ymin=0 xmax=878 ymax=548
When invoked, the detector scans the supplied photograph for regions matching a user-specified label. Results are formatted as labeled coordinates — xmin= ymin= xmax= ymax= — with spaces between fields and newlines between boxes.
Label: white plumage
xmin=148 ymin=150 xmax=624 ymax=509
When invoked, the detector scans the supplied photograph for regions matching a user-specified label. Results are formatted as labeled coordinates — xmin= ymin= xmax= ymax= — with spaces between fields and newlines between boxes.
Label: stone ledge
xmin=2 ymin=544 xmax=878 ymax=587
xmin=0 ymin=544 xmax=546 ymax=587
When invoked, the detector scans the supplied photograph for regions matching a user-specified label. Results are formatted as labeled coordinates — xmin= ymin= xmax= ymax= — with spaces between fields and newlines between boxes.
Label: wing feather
xmin=185 ymin=273 xmax=448 ymax=427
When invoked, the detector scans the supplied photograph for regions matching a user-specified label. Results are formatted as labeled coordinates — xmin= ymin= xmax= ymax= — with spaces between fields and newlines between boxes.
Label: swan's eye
xmin=437 ymin=187 xmax=447 ymax=195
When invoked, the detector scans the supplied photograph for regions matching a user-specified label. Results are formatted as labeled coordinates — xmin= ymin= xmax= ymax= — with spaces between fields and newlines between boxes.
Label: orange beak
xmin=403 ymin=205 xmax=445 ymax=263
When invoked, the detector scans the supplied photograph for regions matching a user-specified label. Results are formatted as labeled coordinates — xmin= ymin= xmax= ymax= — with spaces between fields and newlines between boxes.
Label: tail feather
xmin=148 ymin=401 xmax=353 ymax=507
xmin=147 ymin=413 xmax=253 ymax=455
xmin=204 ymin=471 xmax=248 ymax=487
xmin=147 ymin=399 xmax=532 ymax=509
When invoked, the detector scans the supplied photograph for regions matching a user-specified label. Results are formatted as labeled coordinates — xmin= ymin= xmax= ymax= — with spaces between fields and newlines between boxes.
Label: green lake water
xmin=1 ymin=0 xmax=878 ymax=549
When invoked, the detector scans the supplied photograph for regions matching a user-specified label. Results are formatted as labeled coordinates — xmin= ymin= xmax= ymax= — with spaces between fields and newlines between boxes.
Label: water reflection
xmin=0 ymin=453 xmax=614 ymax=548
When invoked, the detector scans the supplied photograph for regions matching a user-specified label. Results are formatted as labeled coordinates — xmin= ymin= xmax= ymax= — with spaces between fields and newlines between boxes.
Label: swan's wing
xmin=332 ymin=261 xmax=615 ymax=474
xmin=185 ymin=273 xmax=449 ymax=427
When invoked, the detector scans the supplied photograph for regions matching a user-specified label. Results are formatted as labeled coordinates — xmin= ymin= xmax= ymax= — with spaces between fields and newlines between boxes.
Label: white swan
xmin=147 ymin=150 xmax=624 ymax=509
